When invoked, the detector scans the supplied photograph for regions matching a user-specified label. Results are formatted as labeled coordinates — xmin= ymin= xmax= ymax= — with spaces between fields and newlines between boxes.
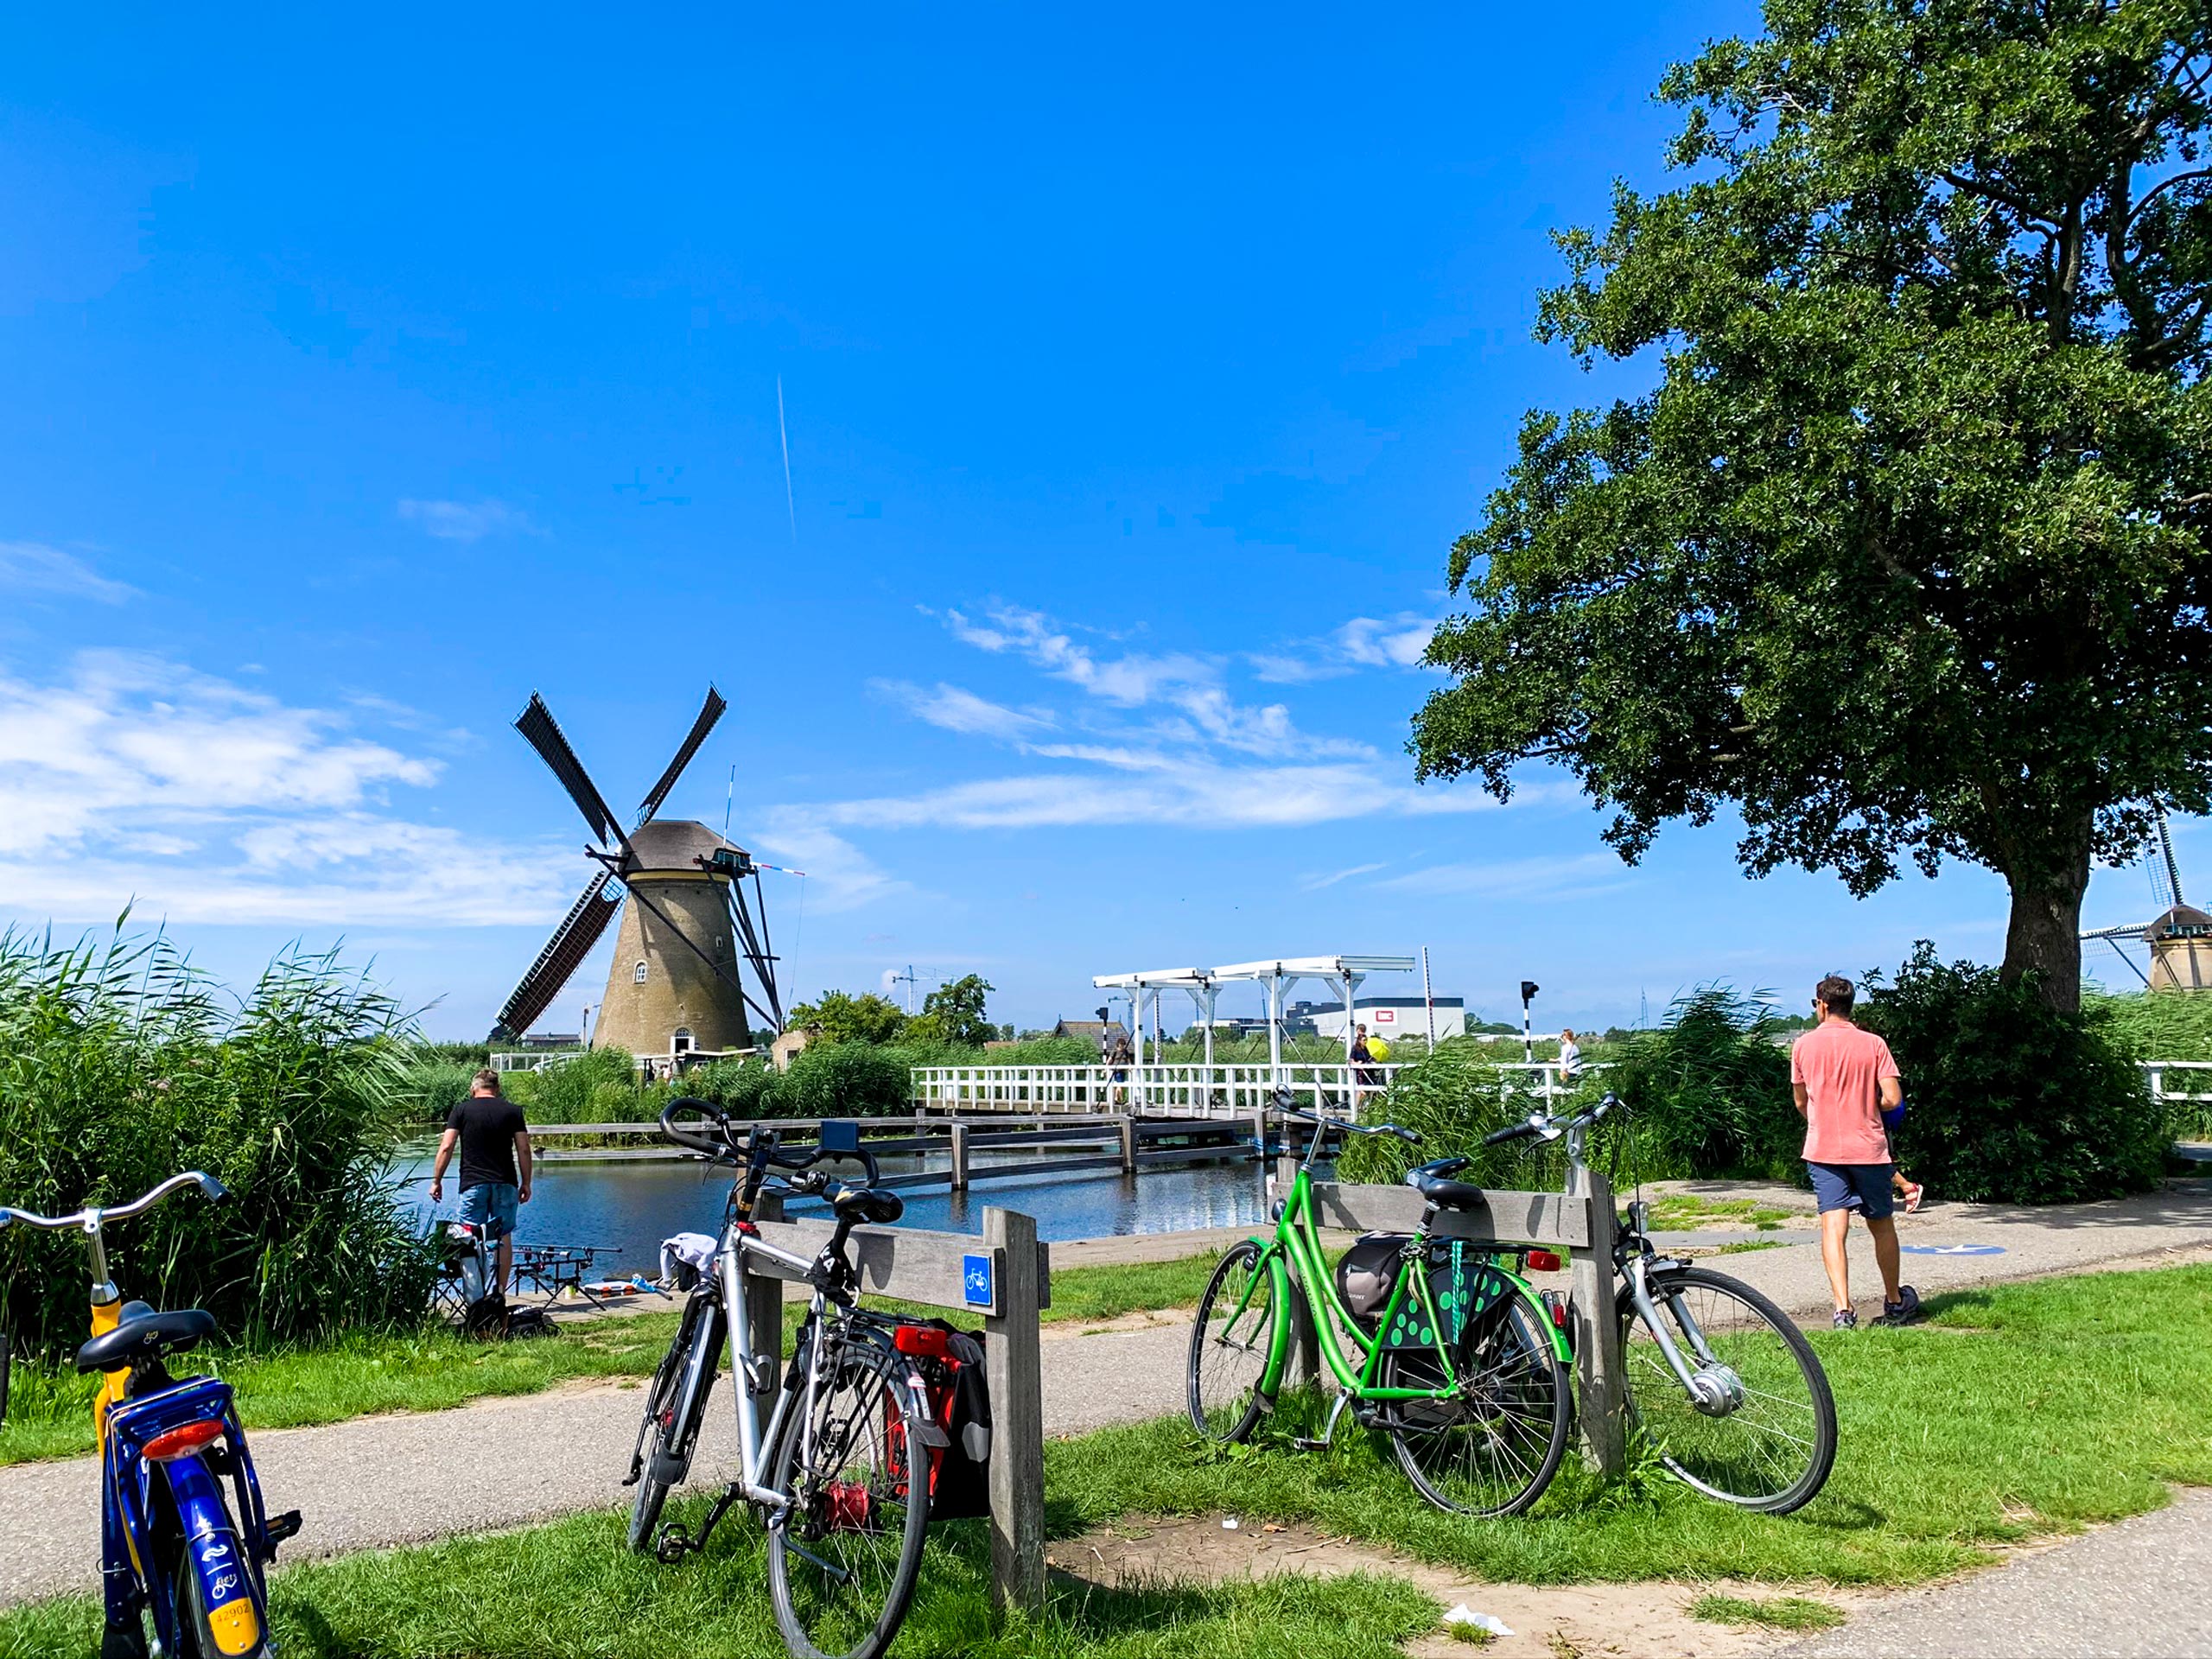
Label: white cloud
xmin=397 ymin=498 xmax=531 ymax=543
xmin=0 ymin=541 xmax=137 ymax=604
xmin=753 ymin=811 xmax=913 ymax=914
xmin=1300 ymin=861 xmax=1388 ymax=891
xmin=0 ymin=653 xmax=575 ymax=928
xmin=809 ymin=757 xmax=1503 ymax=834
xmin=870 ymin=680 xmax=1052 ymax=741
xmin=1249 ymin=614 xmax=1438 ymax=683
xmin=1371 ymin=852 xmax=1630 ymax=901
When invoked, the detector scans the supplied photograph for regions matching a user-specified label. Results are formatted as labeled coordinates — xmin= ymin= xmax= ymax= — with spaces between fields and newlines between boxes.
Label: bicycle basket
xmin=1377 ymin=1239 xmax=1516 ymax=1354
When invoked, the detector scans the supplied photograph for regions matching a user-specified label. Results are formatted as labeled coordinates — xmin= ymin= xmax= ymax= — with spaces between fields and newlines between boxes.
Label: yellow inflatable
xmin=1368 ymin=1037 xmax=1391 ymax=1061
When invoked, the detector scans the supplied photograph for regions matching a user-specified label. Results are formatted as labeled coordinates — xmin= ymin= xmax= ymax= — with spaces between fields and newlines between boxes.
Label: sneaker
xmin=1878 ymin=1286 xmax=1923 ymax=1326
xmin=1832 ymin=1307 xmax=1859 ymax=1330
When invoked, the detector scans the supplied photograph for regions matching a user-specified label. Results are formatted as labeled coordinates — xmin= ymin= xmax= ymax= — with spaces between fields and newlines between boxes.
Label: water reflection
xmin=391 ymin=1144 xmax=1296 ymax=1272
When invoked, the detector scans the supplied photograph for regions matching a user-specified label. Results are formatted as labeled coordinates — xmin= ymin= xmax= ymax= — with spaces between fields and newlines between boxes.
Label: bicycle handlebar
xmin=1480 ymin=1090 xmax=1620 ymax=1147
xmin=0 ymin=1171 xmax=226 ymax=1233
xmin=1276 ymin=1103 xmax=1423 ymax=1147
xmin=657 ymin=1097 xmax=882 ymax=1184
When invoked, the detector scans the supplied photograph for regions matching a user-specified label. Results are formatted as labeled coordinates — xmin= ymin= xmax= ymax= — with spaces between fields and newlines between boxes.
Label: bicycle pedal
xmin=654 ymin=1527 xmax=696 ymax=1564
xmin=264 ymin=1510 xmax=302 ymax=1548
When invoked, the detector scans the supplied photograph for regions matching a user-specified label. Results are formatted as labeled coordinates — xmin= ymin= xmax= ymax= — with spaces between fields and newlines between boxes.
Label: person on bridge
xmin=1791 ymin=976 xmax=1919 ymax=1329
xmin=430 ymin=1069 xmax=533 ymax=1299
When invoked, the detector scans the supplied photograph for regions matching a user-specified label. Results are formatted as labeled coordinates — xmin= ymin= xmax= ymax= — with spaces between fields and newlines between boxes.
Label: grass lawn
xmin=0 ymin=1250 xmax=1238 ymax=1465
xmin=1644 ymin=1192 xmax=1798 ymax=1230
xmin=3 ymin=1263 xmax=2206 ymax=1657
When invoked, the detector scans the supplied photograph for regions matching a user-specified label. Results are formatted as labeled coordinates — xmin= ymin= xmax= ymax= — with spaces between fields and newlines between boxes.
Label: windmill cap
xmin=621 ymin=819 xmax=744 ymax=875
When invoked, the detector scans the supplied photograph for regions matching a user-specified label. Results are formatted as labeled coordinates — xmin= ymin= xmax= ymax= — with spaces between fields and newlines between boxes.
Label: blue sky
xmin=0 ymin=5 xmax=2191 ymax=1039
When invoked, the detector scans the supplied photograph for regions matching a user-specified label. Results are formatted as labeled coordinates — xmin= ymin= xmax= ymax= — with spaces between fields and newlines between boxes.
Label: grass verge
xmin=1688 ymin=1592 xmax=1844 ymax=1631
xmin=2 ymin=1262 xmax=2206 ymax=1658
xmin=0 ymin=1250 xmax=1241 ymax=1465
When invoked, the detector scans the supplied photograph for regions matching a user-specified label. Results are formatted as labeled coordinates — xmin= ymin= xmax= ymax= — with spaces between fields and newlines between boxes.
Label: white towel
xmin=660 ymin=1232 xmax=720 ymax=1282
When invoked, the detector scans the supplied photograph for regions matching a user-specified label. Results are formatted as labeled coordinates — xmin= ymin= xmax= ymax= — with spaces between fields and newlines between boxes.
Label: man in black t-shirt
xmin=429 ymin=1069 xmax=532 ymax=1297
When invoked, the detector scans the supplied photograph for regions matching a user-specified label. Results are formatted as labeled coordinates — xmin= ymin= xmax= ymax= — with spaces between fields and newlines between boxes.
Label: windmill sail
xmin=493 ymin=870 xmax=621 ymax=1039
xmin=636 ymin=685 xmax=727 ymax=826
xmin=515 ymin=694 xmax=626 ymax=850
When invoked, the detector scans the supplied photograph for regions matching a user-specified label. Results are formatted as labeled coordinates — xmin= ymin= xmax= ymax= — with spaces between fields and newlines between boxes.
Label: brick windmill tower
xmin=489 ymin=689 xmax=783 ymax=1062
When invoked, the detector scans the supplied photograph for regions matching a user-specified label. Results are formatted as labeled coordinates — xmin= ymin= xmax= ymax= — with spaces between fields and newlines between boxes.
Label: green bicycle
xmin=1186 ymin=1098 xmax=1574 ymax=1515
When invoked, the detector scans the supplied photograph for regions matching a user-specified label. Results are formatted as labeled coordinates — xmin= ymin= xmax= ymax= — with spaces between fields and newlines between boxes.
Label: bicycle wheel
xmin=766 ymin=1322 xmax=931 ymax=1659
xmin=1617 ymin=1265 xmax=1837 ymax=1514
xmin=1186 ymin=1239 xmax=1278 ymax=1441
xmin=628 ymin=1295 xmax=721 ymax=1554
xmin=1378 ymin=1294 xmax=1572 ymax=1516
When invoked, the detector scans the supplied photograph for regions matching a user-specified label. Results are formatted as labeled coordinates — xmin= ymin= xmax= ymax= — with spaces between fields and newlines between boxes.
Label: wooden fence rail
xmin=737 ymin=1204 xmax=1051 ymax=1611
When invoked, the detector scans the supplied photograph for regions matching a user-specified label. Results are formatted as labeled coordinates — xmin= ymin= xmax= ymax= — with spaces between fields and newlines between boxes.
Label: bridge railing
xmin=911 ymin=1062 xmax=1407 ymax=1120
xmin=2146 ymin=1059 xmax=2212 ymax=1109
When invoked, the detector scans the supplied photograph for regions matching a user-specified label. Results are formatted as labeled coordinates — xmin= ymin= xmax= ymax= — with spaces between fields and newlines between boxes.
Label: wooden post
xmin=1567 ymin=1163 xmax=1624 ymax=1476
xmin=982 ymin=1207 xmax=1046 ymax=1611
xmin=743 ymin=1191 xmax=785 ymax=1398
xmin=1116 ymin=1114 xmax=1136 ymax=1173
xmin=950 ymin=1122 xmax=970 ymax=1192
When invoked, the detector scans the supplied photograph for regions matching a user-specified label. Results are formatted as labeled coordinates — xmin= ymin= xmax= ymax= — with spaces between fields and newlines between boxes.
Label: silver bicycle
xmin=1486 ymin=1092 xmax=1838 ymax=1514
xmin=624 ymin=1101 xmax=928 ymax=1659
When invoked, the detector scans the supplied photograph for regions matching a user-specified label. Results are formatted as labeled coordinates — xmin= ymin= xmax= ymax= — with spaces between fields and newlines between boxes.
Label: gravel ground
xmin=1774 ymin=1489 xmax=2212 ymax=1658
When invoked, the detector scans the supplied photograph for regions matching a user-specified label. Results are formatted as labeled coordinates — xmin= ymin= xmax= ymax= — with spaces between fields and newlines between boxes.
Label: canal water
xmin=393 ymin=1142 xmax=1291 ymax=1274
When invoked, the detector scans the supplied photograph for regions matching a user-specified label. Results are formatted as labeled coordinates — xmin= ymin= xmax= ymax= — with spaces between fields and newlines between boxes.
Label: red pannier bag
xmin=883 ymin=1317 xmax=993 ymax=1520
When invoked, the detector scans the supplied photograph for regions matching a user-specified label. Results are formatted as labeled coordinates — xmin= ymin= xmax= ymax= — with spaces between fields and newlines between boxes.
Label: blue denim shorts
xmin=459 ymin=1181 xmax=519 ymax=1240
xmin=1806 ymin=1161 xmax=1896 ymax=1220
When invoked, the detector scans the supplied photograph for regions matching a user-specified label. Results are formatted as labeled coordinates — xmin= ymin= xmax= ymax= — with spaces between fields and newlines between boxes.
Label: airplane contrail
xmin=777 ymin=375 xmax=797 ymax=543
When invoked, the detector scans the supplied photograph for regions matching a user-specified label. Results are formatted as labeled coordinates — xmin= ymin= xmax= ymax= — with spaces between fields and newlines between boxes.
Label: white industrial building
xmin=1291 ymin=996 xmax=1465 ymax=1043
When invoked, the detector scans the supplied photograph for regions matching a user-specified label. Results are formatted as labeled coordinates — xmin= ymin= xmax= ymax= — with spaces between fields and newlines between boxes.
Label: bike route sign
xmin=963 ymin=1252 xmax=994 ymax=1307
xmin=1899 ymin=1243 xmax=2006 ymax=1255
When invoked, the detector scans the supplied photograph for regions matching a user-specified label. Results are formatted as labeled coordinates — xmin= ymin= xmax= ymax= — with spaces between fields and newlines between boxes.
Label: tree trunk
xmin=1999 ymin=837 xmax=2092 ymax=1014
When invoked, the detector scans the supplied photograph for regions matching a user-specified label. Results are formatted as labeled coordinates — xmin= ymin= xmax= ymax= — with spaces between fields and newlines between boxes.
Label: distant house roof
xmin=1053 ymin=1019 xmax=1128 ymax=1043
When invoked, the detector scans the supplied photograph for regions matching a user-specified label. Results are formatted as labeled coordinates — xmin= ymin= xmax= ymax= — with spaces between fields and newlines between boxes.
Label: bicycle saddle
xmin=829 ymin=1184 xmax=904 ymax=1226
xmin=75 ymin=1304 xmax=218 ymax=1374
xmin=1405 ymin=1164 xmax=1490 ymax=1211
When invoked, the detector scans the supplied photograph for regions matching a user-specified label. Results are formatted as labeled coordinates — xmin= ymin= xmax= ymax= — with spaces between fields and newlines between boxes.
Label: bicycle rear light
xmin=142 ymin=1420 xmax=225 ymax=1462
xmin=1525 ymin=1249 xmax=1562 ymax=1274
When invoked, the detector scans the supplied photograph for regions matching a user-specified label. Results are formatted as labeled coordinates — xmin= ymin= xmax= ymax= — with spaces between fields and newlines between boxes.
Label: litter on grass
xmin=1442 ymin=1605 xmax=1514 ymax=1637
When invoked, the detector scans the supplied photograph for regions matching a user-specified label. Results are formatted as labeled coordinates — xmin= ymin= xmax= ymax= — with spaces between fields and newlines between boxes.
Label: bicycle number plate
xmin=962 ymin=1253 xmax=994 ymax=1310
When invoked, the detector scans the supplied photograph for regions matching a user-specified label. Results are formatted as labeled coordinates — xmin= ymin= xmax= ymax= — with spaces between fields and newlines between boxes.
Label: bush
xmin=1611 ymin=986 xmax=1799 ymax=1182
xmin=776 ymin=1042 xmax=912 ymax=1118
xmin=398 ymin=1056 xmax=479 ymax=1124
xmin=506 ymin=1046 xmax=638 ymax=1122
xmin=1862 ymin=944 xmax=2172 ymax=1204
xmin=0 ymin=929 xmax=435 ymax=1360
xmin=683 ymin=1057 xmax=779 ymax=1118
xmin=1336 ymin=1039 xmax=1548 ymax=1187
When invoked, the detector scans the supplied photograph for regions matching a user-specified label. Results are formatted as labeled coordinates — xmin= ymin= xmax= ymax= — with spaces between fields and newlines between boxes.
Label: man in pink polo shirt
xmin=1791 ymin=975 xmax=1920 ymax=1328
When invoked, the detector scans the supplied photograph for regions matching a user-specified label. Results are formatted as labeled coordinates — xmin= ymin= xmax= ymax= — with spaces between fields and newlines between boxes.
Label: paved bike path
xmin=1 ymin=1183 xmax=2204 ymax=1610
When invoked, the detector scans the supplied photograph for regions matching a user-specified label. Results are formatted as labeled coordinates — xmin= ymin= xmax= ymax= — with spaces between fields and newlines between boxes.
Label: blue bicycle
xmin=0 ymin=1172 xmax=300 ymax=1658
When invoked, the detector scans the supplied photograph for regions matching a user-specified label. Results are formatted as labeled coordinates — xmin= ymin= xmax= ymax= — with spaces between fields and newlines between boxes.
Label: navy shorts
xmin=1806 ymin=1161 xmax=1896 ymax=1220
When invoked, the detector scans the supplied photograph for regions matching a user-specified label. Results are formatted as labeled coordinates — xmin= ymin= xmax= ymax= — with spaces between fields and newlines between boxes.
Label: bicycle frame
xmin=1234 ymin=1154 xmax=1568 ymax=1412
xmin=1 ymin=1172 xmax=283 ymax=1655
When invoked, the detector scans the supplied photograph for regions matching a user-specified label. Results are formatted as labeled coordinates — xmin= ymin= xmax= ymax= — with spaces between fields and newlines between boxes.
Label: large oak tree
xmin=1417 ymin=0 xmax=2212 ymax=1010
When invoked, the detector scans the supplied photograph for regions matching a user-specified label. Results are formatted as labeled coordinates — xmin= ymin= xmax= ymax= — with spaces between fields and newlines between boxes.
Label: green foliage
xmin=1414 ymin=1 xmax=2212 ymax=1008
xmin=1336 ymin=1040 xmax=1539 ymax=1188
xmin=919 ymin=973 xmax=998 ymax=1047
xmin=0 ymin=928 xmax=434 ymax=1363
xmin=785 ymin=988 xmax=906 ymax=1045
xmin=1689 ymin=1595 xmax=1843 ymax=1633
xmin=680 ymin=1055 xmax=779 ymax=1118
xmin=2084 ymin=988 xmax=2212 ymax=1062
xmin=504 ymin=1046 xmax=639 ymax=1122
xmin=1612 ymin=987 xmax=1799 ymax=1182
xmin=397 ymin=1058 xmax=478 ymax=1124
xmin=1863 ymin=944 xmax=2172 ymax=1202
xmin=774 ymin=1041 xmax=912 ymax=1117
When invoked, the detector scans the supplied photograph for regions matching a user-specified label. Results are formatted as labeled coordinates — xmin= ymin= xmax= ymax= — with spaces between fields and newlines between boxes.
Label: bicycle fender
xmin=164 ymin=1453 xmax=264 ymax=1656
xmin=1254 ymin=1246 xmax=1295 ymax=1402
xmin=1513 ymin=1277 xmax=1571 ymax=1363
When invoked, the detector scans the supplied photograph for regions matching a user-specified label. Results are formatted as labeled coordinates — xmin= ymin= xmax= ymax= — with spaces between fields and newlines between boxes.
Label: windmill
xmin=490 ymin=688 xmax=784 ymax=1058
xmin=2081 ymin=813 xmax=2212 ymax=991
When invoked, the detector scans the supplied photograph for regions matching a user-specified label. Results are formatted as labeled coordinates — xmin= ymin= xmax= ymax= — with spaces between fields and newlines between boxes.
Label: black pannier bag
xmin=1334 ymin=1231 xmax=1413 ymax=1333
xmin=1377 ymin=1238 xmax=1516 ymax=1355
xmin=886 ymin=1318 xmax=993 ymax=1520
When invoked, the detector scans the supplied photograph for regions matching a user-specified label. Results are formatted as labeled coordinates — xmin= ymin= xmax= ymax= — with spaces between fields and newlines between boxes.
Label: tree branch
xmin=1941 ymin=168 xmax=2063 ymax=228
xmin=2126 ymin=165 xmax=2212 ymax=226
